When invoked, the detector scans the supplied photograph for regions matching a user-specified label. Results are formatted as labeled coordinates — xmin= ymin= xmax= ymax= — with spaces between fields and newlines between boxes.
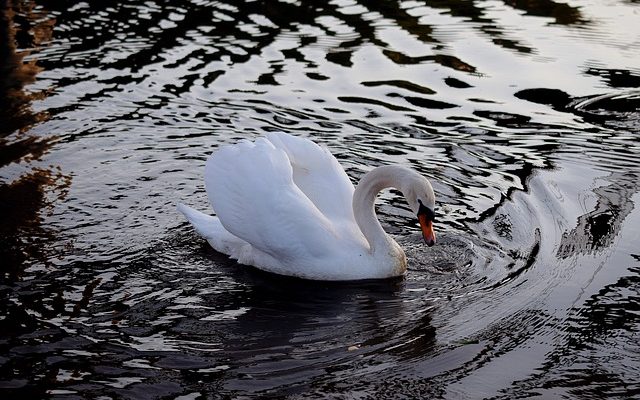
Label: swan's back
xmin=202 ymin=134 xmax=361 ymax=278
xmin=264 ymin=132 xmax=355 ymax=222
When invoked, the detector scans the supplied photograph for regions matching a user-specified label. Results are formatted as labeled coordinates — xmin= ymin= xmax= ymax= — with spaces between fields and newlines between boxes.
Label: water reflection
xmin=28 ymin=0 xmax=590 ymax=112
xmin=0 ymin=167 xmax=70 ymax=280
xmin=0 ymin=2 xmax=69 ymax=282
xmin=0 ymin=1 xmax=50 ymax=136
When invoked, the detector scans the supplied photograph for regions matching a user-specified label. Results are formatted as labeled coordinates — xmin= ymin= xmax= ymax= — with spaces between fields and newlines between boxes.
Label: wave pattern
xmin=1 ymin=0 xmax=639 ymax=398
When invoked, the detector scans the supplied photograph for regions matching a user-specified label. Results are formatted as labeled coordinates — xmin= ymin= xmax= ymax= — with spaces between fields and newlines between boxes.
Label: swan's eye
xmin=417 ymin=199 xmax=435 ymax=221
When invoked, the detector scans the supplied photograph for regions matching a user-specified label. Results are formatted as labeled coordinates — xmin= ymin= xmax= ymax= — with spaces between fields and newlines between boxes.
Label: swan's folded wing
xmin=205 ymin=138 xmax=338 ymax=267
xmin=265 ymin=132 xmax=355 ymax=222
xmin=177 ymin=203 xmax=247 ymax=255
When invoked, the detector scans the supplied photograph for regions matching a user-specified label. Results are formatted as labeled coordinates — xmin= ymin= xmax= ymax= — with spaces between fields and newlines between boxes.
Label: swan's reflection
xmin=192 ymin=264 xmax=436 ymax=393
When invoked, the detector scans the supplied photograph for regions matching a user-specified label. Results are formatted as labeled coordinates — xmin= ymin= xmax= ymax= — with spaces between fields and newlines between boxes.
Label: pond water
xmin=1 ymin=0 xmax=639 ymax=398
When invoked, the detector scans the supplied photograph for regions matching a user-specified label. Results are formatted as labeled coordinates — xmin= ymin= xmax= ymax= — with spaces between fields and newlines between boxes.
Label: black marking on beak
xmin=417 ymin=199 xmax=435 ymax=221
xmin=417 ymin=200 xmax=436 ymax=247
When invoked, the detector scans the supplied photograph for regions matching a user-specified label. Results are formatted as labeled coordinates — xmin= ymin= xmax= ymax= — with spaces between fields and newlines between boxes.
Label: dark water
xmin=1 ymin=0 xmax=639 ymax=398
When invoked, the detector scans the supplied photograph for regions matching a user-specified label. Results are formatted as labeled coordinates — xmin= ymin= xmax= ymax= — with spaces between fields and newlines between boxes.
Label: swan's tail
xmin=177 ymin=203 xmax=219 ymax=239
xmin=177 ymin=203 xmax=245 ymax=255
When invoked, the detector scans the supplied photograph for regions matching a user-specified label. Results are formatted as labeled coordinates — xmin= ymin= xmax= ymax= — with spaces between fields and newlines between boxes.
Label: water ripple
xmin=2 ymin=0 xmax=640 ymax=398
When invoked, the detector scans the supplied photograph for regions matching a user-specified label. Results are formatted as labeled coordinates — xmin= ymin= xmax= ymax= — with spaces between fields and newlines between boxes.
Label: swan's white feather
xmin=177 ymin=203 xmax=284 ymax=269
xmin=264 ymin=132 xmax=355 ymax=221
xmin=177 ymin=203 xmax=243 ymax=254
xmin=203 ymin=136 xmax=359 ymax=278
xmin=178 ymin=133 xmax=428 ymax=280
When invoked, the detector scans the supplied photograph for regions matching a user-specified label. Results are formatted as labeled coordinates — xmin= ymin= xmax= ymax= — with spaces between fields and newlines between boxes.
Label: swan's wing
xmin=177 ymin=203 xmax=247 ymax=255
xmin=205 ymin=137 xmax=339 ymax=267
xmin=178 ymin=203 xmax=289 ymax=270
xmin=265 ymin=132 xmax=355 ymax=221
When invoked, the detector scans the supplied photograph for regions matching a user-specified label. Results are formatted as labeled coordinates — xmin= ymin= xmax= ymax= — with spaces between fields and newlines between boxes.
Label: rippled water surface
xmin=2 ymin=0 xmax=640 ymax=398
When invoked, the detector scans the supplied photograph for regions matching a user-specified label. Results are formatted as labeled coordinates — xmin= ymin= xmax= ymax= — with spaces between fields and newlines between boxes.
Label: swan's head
xmin=404 ymin=177 xmax=437 ymax=247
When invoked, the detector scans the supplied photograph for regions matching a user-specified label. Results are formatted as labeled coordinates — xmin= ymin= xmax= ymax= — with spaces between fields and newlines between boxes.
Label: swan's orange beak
xmin=418 ymin=213 xmax=436 ymax=247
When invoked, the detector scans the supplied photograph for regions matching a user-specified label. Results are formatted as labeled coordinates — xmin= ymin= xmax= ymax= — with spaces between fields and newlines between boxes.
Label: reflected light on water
xmin=1 ymin=0 xmax=639 ymax=398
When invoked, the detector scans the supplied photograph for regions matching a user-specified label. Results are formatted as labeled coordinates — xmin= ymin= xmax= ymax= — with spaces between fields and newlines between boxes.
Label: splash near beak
xmin=418 ymin=213 xmax=436 ymax=247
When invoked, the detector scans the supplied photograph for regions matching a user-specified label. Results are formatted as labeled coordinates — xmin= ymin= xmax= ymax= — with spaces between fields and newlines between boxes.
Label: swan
xmin=178 ymin=132 xmax=436 ymax=281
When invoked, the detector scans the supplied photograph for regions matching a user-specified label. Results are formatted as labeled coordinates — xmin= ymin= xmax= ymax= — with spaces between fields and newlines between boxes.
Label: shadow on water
xmin=556 ymin=170 xmax=639 ymax=259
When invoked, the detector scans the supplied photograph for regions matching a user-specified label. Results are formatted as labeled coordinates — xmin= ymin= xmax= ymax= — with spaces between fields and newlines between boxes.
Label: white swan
xmin=178 ymin=132 xmax=436 ymax=281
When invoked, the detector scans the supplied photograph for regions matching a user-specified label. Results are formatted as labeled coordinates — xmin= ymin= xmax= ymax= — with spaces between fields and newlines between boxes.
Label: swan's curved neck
xmin=353 ymin=165 xmax=415 ymax=254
